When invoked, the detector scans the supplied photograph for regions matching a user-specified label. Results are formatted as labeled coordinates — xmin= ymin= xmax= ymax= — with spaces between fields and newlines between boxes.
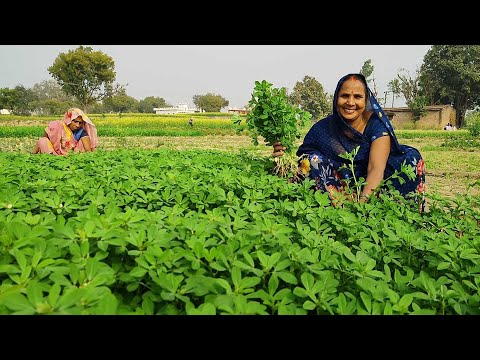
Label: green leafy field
xmin=1 ymin=150 xmax=479 ymax=314
xmin=0 ymin=115 xmax=479 ymax=314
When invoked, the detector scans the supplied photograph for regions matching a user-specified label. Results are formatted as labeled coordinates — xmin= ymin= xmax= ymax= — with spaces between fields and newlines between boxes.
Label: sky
xmin=0 ymin=45 xmax=432 ymax=109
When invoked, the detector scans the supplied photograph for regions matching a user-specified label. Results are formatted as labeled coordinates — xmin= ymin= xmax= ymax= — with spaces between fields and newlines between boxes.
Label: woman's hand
xmin=80 ymin=136 xmax=92 ymax=152
xmin=272 ymin=141 xmax=287 ymax=157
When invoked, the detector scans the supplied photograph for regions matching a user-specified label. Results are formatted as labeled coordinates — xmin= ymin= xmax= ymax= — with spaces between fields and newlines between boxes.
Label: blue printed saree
xmin=296 ymin=73 xmax=426 ymax=211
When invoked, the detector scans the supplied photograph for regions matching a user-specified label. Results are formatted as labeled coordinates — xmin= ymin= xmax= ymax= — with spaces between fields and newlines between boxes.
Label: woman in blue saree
xmin=273 ymin=73 xmax=426 ymax=211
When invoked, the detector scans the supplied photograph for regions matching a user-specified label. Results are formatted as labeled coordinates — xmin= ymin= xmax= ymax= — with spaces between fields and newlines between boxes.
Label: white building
xmin=228 ymin=107 xmax=249 ymax=115
xmin=153 ymin=103 xmax=199 ymax=115
xmin=0 ymin=109 xmax=11 ymax=115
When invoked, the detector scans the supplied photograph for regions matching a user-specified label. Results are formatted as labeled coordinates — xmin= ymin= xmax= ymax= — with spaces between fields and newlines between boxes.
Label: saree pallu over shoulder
xmin=41 ymin=120 xmax=77 ymax=155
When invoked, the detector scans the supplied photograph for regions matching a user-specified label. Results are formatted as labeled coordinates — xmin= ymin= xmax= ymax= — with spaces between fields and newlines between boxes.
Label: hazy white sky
xmin=0 ymin=45 xmax=432 ymax=109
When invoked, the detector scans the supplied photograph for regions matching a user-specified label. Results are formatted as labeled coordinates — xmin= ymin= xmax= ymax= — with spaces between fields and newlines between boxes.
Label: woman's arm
xmin=80 ymin=136 xmax=92 ymax=152
xmin=361 ymin=136 xmax=391 ymax=200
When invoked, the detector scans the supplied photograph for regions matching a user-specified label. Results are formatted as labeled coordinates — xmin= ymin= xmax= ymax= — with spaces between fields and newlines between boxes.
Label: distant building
xmin=228 ymin=107 xmax=249 ymax=115
xmin=153 ymin=103 xmax=199 ymax=115
xmin=383 ymin=105 xmax=456 ymax=129
xmin=0 ymin=109 xmax=11 ymax=115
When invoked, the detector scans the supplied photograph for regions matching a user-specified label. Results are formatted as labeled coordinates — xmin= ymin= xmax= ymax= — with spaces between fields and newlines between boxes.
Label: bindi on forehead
xmin=340 ymin=78 xmax=367 ymax=95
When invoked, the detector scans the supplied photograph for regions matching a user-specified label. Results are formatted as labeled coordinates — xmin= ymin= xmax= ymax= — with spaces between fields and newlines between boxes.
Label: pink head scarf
xmin=63 ymin=108 xmax=98 ymax=150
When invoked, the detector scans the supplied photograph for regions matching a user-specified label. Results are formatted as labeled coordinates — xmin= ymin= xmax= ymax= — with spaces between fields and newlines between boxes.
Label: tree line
xmin=1 ymin=45 xmax=480 ymax=127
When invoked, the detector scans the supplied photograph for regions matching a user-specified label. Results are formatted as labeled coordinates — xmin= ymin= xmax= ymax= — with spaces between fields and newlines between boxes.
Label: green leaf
xmin=274 ymin=259 xmax=291 ymax=272
xmin=360 ymin=292 xmax=372 ymax=313
xmin=36 ymin=259 xmax=56 ymax=269
xmin=31 ymin=251 xmax=43 ymax=268
xmin=127 ymin=283 xmax=140 ymax=292
xmin=187 ymin=302 xmax=217 ymax=315
xmin=437 ymin=262 xmax=451 ymax=270
xmin=367 ymin=270 xmax=385 ymax=279
xmin=273 ymin=288 xmax=292 ymax=302
xmin=57 ymin=288 xmax=84 ymax=310
xmin=269 ymin=253 xmax=281 ymax=268
xmin=214 ymin=294 xmax=234 ymax=313
xmin=0 ymin=285 xmax=23 ymax=302
xmin=232 ymin=260 xmax=253 ymax=271
xmin=256 ymin=250 xmax=269 ymax=269
xmin=343 ymin=249 xmax=357 ymax=263
xmin=277 ymin=271 xmax=298 ymax=285
xmin=210 ymin=262 xmax=227 ymax=272
xmin=398 ymin=294 xmax=414 ymax=308
xmin=3 ymin=294 xmax=35 ymax=314
xmin=278 ymin=304 xmax=300 ymax=315
xmin=314 ymin=190 xmax=331 ymax=206
xmin=242 ymin=251 xmax=255 ymax=268
xmin=240 ymin=277 xmax=261 ymax=290
xmin=129 ymin=267 xmax=148 ymax=278
xmin=411 ymin=308 xmax=436 ymax=315
xmin=303 ymin=300 xmax=316 ymax=311
xmin=13 ymin=251 xmax=27 ymax=272
xmin=196 ymin=303 xmax=216 ymax=315
xmin=268 ymin=274 xmax=279 ymax=295
xmin=300 ymin=272 xmax=315 ymax=291
xmin=231 ymin=267 xmax=242 ymax=289
xmin=383 ymin=302 xmax=393 ymax=315
xmin=94 ymin=293 xmax=118 ymax=315
xmin=69 ymin=243 xmax=81 ymax=258
xmin=90 ymin=273 xmax=114 ymax=287
xmin=411 ymin=291 xmax=431 ymax=301
xmin=216 ymin=279 xmax=232 ymax=294
xmin=48 ymin=283 xmax=61 ymax=308
xmin=26 ymin=282 xmax=44 ymax=306
xmin=85 ymin=259 xmax=99 ymax=281
xmin=293 ymin=287 xmax=308 ymax=298
xmin=460 ymin=248 xmax=480 ymax=260
xmin=0 ymin=265 xmax=21 ymax=274
xmin=160 ymin=291 xmax=175 ymax=301
xmin=141 ymin=296 xmax=155 ymax=315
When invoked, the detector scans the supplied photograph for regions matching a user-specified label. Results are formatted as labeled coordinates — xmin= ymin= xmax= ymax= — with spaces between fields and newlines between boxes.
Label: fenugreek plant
xmin=234 ymin=80 xmax=312 ymax=179
xmin=338 ymin=146 xmax=417 ymax=203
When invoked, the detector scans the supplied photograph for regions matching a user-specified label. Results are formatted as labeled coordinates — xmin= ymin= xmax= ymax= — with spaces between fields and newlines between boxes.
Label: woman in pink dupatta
xmin=33 ymin=108 xmax=98 ymax=155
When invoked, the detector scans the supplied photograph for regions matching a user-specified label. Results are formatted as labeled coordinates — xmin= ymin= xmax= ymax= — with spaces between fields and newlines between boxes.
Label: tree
xmin=288 ymin=75 xmax=331 ymax=121
xmin=137 ymin=96 xmax=170 ymax=113
xmin=31 ymin=79 xmax=72 ymax=101
xmin=103 ymin=89 xmax=139 ymax=114
xmin=0 ymin=88 xmax=17 ymax=110
xmin=0 ymin=86 xmax=37 ymax=115
xmin=30 ymin=80 xmax=76 ymax=115
xmin=419 ymin=45 xmax=480 ymax=128
xmin=408 ymin=95 xmax=428 ymax=122
xmin=193 ymin=93 xmax=229 ymax=112
xmin=395 ymin=68 xmax=427 ymax=121
xmin=396 ymin=68 xmax=422 ymax=105
xmin=89 ymin=102 xmax=106 ymax=114
xmin=386 ymin=78 xmax=402 ymax=107
xmin=48 ymin=46 xmax=124 ymax=112
xmin=360 ymin=59 xmax=380 ymax=99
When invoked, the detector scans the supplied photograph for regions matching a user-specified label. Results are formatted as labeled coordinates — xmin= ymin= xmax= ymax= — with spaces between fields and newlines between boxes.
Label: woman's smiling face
xmin=336 ymin=77 xmax=368 ymax=122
